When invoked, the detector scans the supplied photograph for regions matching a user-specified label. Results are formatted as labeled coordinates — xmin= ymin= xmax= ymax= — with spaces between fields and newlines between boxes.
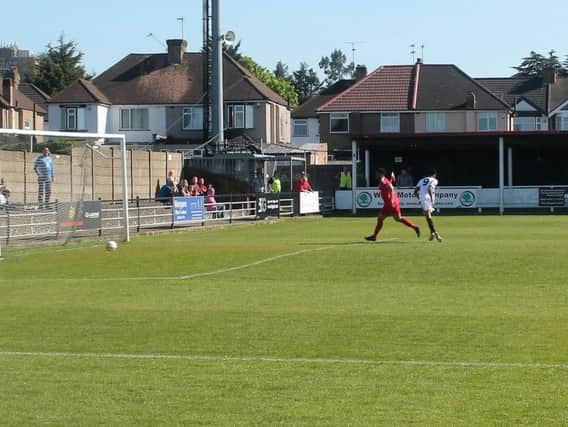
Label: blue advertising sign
xmin=172 ymin=196 xmax=205 ymax=224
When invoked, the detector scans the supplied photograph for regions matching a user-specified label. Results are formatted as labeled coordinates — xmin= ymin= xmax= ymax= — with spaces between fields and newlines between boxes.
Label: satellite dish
xmin=224 ymin=30 xmax=236 ymax=45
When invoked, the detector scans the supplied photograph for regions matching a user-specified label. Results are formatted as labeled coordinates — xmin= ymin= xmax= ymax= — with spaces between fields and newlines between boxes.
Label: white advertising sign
xmin=300 ymin=191 xmax=320 ymax=214
xmin=355 ymin=187 xmax=479 ymax=209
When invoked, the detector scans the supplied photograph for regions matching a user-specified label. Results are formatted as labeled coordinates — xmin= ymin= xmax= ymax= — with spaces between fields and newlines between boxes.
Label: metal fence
xmin=0 ymin=192 xmax=332 ymax=247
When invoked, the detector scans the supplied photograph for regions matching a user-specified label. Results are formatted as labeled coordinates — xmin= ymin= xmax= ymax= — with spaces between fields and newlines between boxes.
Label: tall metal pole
xmin=211 ymin=0 xmax=224 ymax=152
xmin=352 ymin=140 xmax=357 ymax=214
xmin=499 ymin=137 xmax=504 ymax=215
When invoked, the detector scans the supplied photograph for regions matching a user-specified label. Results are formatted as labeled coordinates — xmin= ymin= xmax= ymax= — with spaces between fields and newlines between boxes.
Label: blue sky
xmin=3 ymin=0 xmax=567 ymax=78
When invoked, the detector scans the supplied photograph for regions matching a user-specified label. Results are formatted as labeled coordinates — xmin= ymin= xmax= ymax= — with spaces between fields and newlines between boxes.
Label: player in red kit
xmin=365 ymin=168 xmax=421 ymax=241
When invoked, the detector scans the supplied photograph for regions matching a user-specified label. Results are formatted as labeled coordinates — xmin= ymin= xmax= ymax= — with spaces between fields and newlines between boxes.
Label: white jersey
xmin=416 ymin=176 xmax=438 ymax=202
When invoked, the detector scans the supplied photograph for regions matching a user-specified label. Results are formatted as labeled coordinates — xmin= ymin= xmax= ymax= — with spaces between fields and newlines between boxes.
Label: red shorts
xmin=380 ymin=204 xmax=401 ymax=217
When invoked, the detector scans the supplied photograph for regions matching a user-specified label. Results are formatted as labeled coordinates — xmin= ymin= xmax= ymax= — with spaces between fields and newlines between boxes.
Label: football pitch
xmin=1 ymin=216 xmax=567 ymax=425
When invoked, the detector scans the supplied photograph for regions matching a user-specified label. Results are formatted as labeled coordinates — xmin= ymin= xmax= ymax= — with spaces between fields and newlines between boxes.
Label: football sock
xmin=427 ymin=217 xmax=436 ymax=234
xmin=401 ymin=217 xmax=418 ymax=230
xmin=373 ymin=221 xmax=384 ymax=237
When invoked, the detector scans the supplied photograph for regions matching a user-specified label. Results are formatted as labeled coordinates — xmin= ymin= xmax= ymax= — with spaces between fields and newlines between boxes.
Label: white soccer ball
xmin=106 ymin=240 xmax=118 ymax=251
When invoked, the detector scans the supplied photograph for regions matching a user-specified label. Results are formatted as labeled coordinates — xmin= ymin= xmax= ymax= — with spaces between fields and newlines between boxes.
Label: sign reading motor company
xmin=356 ymin=187 xmax=479 ymax=209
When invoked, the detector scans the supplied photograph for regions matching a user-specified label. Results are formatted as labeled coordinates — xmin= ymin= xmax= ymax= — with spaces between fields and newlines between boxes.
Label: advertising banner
xmin=57 ymin=201 xmax=102 ymax=231
xmin=172 ymin=196 xmax=205 ymax=223
xmin=256 ymin=194 xmax=280 ymax=219
xmin=538 ymin=187 xmax=568 ymax=207
xmin=355 ymin=187 xmax=479 ymax=209
xmin=299 ymin=191 xmax=320 ymax=214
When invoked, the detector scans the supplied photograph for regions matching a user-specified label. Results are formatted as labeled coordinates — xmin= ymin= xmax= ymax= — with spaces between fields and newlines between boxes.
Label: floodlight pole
xmin=120 ymin=135 xmax=130 ymax=242
xmin=212 ymin=0 xmax=224 ymax=152
xmin=498 ymin=137 xmax=504 ymax=215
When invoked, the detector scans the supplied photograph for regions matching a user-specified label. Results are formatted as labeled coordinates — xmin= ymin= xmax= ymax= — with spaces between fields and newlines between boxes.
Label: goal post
xmin=0 ymin=128 xmax=130 ymax=252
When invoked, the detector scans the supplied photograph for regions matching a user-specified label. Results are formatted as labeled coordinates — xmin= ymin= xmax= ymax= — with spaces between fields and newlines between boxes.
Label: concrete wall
xmin=0 ymin=148 xmax=183 ymax=204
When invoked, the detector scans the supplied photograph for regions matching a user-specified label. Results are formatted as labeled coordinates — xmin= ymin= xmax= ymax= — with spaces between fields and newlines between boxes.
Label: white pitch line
xmin=0 ymin=350 xmax=567 ymax=370
xmin=2 ymin=239 xmax=398 ymax=283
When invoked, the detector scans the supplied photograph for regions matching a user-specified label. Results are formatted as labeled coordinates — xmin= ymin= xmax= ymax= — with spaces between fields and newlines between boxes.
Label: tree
xmin=31 ymin=34 xmax=92 ymax=95
xmin=223 ymin=40 xmax=243 ymax=62
xmin=292 ymin=63 xmax=321 ymax=104
xmin=513 ymin=50 xmax=564 ymax=78
xmin=238 ymin=56 xmax=298 ymax=107
xmin=274 ymin=61 xmax=290 ymax=81
xmin=318 ymin=49 xmax=353 ymax=86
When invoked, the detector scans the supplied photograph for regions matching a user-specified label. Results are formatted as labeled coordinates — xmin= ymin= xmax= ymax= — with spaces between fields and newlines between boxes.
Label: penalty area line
xmin=0 ymin=350 xmax=567 ymax=370
xmin=3 ymin=239 xmax=399 ymax=283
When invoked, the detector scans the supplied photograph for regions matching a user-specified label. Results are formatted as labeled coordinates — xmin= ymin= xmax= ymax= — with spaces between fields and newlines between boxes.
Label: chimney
xmin=2 ymin=75 xmax=14 ymax=106
xmin=543 ymin=66 xmax=558 ymax=85
xmin=9 ymin=66 xmax=20 ymax=86
xmin=166 ymin=39 xmax=188 ymax=65
xmin=354 ymin=65 xmax=367 ymax=81
xmin=465 ymin=92 xmax=477 ymax=109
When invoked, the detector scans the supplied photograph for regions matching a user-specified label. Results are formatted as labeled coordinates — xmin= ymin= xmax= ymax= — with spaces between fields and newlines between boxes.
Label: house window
xmin=227 ymin=104 xmax=254 ymax=129
xmin=514 ymin=117 xmax=541 ymax=131
xmin=120 ymin=108 xmax=149 ymax=130
xmin=63 ymin=107 xmax=86 ymax=130
xmin=182 ymin=107 xmax=204 ymax=130
xmin=293 ymin=119 xmax=308 ymax=137
xmin=330 ymin=113 xmax=349 ymax=133
xmin=426 ymin=112 xmax=446 ymax=132
xmin=380 ymin=113 xmax=400 ymax=133
xmin=557 ymin=115 xmax=568 ymax=131
xmin=478 ymin=112 xmax=497 ymax=131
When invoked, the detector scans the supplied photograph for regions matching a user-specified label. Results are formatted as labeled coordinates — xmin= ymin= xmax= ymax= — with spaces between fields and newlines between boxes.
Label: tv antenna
xmin=146 ymin=33 xmax=166 ymax=50
xmin=345 ymin=41 xmax=367 ymax=65
xmin=177 ymin=17 xmax=185 ymax=39
xmin=410 ymin=43 xmax=425 ymax=63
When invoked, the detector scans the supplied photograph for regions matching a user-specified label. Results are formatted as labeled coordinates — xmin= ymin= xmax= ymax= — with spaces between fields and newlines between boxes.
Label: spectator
xmin=295 ymin=171 xmax=312 ymax=192
xmin=156 ymin=180 xmax=178 ymax=204
xmin=179 ymin=179 xmax=190 ymax=196
xmin=271 ymin=174 xmax=282 ymax=193
xmin=34 ymin=147 xmax=55 ymax=209
xmin=189 ymin=176 xmax=200 ymax=196
xmin=166 ymin=170 xmax=176 ymax=186
xmin=0 ymin=180 xmax=10 ymax=206
xmin=252 ymin=168 xmax=266 ymax=193
xmin=339 ymin=168 xmax=352 ymax=190
xmin=396 ymin=168 xmax=414 ymax=187
xmin=205 ymin=186 xmax=224 ymax=218
xmin=198 ymin=177 xmax=208 ymax=195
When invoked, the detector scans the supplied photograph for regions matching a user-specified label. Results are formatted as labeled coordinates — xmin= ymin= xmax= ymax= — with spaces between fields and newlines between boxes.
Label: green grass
xmin=1 ymin=216 xmax=567 ymax=425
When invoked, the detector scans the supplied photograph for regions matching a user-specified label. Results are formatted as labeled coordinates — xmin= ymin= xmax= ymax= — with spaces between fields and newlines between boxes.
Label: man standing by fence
xmin=34 ymin=147 xmax=54 ymax=209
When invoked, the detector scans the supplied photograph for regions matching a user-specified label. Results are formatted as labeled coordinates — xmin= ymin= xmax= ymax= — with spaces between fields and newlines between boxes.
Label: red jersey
xmin=379 ymin=176 xmax=400 ymax=207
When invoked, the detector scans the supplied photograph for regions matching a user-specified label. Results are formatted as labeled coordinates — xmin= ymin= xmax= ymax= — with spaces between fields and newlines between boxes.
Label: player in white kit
xmin=414 ymin=169 xmax=442 ymax=242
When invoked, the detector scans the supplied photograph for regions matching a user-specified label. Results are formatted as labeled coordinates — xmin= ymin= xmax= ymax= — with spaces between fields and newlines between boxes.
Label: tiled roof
xmin=318 ymin=63 xmax=510 ymax=113
xmin=417 ymin=65 xmax=510 ymax=110
xmin=49 ymin=79 xmax=111 ymax=104
xmin=318 ymin=66 xmax=414 ymax=112
xmin=293 ymin=79 xmax=355 ymax=118
xmin=476 ymin=77 xmax=547 ymax=112
xmin=18 ymin=83 xmax=50 ymax=106
xmin=549 ymin=77 xmax=568 ymax=112
xmin=70 ymin=51 xmax=289 ymax=106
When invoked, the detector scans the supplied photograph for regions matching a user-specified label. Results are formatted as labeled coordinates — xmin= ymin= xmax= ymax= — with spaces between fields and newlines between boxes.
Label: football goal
xmin=0 ymin=128 xmax=130 ymax=256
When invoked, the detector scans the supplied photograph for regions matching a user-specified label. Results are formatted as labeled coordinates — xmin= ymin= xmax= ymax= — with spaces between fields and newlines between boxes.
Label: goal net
xmin=0 ymin=129 xmax=129 ymax=255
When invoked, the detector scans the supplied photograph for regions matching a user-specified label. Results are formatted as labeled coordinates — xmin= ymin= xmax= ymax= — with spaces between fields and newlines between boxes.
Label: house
xmin=48 ymin=39 xmax=291 ymax=148
xmin=317 ymin=61 xmax=512 ymax=159
xmin=0 ymin=67 xmax=47 ymax=130
xmin=477 ymin=68 xmax=568 ymax=131
xmin=292 ymin=78 xmax=356 ymax=146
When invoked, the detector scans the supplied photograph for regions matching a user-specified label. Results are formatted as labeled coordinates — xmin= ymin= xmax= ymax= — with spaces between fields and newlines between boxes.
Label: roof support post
xmin=352 ymin=139 xmax=357 ymax=214
xmin=507 ymin=146 xmax=513 ymax=188
xmin=499 ymin=137 xmax=504 ymax=215
xmin=364 ymin=149 xmax=370 ymax=187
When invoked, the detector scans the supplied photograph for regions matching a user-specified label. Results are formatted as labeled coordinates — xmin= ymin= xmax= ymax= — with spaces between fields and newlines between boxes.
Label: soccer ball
xmin=106 ymin=240 xmax=118 ymax=251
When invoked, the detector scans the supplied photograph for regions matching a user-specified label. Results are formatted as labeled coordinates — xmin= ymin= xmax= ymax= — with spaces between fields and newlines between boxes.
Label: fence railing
xmin=0 ymin=192 xmax=331 ymax=246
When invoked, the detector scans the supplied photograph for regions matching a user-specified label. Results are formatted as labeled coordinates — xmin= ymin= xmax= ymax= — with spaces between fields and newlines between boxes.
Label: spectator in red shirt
xmin=198 ymin=177 xmax=208 ymax=195
xmin=295 ymin=171 xmax=312 ymax=192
